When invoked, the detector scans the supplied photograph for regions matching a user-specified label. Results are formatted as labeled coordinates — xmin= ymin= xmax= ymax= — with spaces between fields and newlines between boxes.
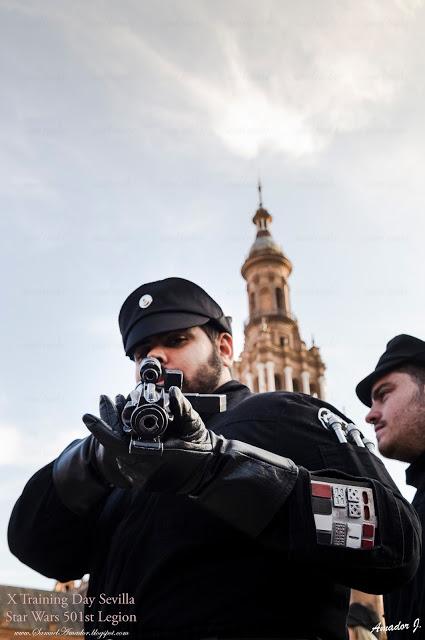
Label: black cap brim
xmin=355 ymin=357 xmax=411 ymax=407
xmin=125 ymin=312 xmax=211 ymax=358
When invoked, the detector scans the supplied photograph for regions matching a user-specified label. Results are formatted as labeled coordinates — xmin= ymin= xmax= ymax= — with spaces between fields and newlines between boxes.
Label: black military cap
xmin=356 ymin=334 xmax=425 ymax=406
xmin=119 ymin=277 xmax=232 ymax=358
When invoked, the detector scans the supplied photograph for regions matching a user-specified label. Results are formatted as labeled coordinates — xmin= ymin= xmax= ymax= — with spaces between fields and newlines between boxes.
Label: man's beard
xmin=379 ymin=386 xmax=425 ymax=462
xmin=181 ymin=344 xmax=224 ymax=394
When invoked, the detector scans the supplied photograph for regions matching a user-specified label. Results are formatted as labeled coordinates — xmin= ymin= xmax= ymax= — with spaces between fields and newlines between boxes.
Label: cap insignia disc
xmin=139 ymin=294 xmax=153 ymax=309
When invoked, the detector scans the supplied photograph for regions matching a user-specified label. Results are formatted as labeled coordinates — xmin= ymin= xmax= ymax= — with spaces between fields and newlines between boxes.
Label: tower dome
xmin=248 ymin=206 xmax=284 ymax=258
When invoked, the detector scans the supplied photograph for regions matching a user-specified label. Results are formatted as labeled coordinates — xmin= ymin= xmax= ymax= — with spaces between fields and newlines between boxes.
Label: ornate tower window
xmin=249 ymin=292 xmax=256 ymax=313
xmin=275 ymin=287 xmax=284 ymax=311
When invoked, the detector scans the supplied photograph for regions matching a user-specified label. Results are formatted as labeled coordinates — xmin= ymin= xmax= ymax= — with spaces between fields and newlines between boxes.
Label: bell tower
xmin=234 ymin=185 xmax=326 ymax=398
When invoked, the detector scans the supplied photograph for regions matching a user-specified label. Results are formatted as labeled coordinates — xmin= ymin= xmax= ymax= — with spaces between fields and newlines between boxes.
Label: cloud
xmin=73 ymin=1 xmax=424 ymax=157
xmin=0 ymin=425 xmax=21 ymax=465
xmin=1 ymin=0 xmax=423 ymax=164
xmin=0 ymin=423 xmax=84 ymax=468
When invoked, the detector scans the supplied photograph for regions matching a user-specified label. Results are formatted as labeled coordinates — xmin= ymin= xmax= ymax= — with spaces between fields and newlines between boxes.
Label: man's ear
xmin=217 ymin=333 xmax=233 ymax=368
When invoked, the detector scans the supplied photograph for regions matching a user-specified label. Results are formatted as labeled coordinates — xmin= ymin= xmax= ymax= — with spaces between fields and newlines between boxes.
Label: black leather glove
xmin=83 ymin=387 xmax=300 ymax=537
xmin=82 ymin=387 xmax=216 ymax=494
xmin=53 ymin=395 xmax=131 ymax=515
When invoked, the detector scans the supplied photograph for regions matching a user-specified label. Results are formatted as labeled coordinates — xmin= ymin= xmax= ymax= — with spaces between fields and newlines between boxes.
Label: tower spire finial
xmin=258 ymin=179 xmax=263 ymax=208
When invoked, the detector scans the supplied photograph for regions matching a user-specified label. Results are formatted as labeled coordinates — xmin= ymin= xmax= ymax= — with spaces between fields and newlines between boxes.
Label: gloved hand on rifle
xmin=83 ymin=387 xmax=218 ymax=494
xmin=54 ymin=387 xmax=299 ymax=536
xmin=83 ymin=387 xmax=299 ymax=535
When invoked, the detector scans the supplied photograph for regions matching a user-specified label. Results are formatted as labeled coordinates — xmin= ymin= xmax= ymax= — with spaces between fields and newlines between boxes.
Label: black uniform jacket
xmin=8 ymin=382 xmax=421 ymax=640
xmin=384 ymin=451 xmax=425 ymax=639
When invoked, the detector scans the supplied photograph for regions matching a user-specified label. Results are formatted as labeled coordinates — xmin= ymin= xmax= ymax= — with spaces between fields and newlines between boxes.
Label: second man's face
xmin=366 ymin=371 xmax=425 ymax=463
xmin=133 ymin=326 xmax=232 ymax=394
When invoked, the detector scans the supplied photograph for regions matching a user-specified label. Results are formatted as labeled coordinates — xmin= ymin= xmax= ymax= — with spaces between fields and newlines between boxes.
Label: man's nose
xmin=146 ymin=346 xmax=168 ymax=366
xmin=366 ymin=405 xmax=380 ymax=425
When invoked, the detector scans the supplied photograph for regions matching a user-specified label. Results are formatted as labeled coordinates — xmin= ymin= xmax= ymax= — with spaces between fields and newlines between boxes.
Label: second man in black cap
xmin=356 ymin=334 xmax=425 ymax=639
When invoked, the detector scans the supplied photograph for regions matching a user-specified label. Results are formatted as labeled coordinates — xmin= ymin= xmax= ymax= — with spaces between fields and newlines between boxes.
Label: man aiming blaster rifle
xmin=8 ymin=278 xmax=421 ymax=640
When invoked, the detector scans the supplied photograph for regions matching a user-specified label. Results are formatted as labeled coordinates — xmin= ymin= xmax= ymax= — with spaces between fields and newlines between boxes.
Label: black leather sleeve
xmin=52 ymin=437 xmax=125 ymax=515
xmin=8 ymin=462 xmax=97 ymax=581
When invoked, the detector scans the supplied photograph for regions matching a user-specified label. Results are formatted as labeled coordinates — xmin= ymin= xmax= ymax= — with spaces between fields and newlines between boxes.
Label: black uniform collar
xmin=406 ymin=450 xmax=425 ymax=490
xmin=214 ymin=379 xmax=252 ymax=409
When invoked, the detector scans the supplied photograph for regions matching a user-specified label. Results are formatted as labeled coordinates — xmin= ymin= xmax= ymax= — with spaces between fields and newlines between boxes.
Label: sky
xmin=1 ymin=0 xmax=425 ymax=589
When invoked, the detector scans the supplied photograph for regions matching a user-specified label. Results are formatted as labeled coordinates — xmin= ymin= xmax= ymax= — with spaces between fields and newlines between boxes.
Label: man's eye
xmin=167 ymin=335 xmax=187 ymax=347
